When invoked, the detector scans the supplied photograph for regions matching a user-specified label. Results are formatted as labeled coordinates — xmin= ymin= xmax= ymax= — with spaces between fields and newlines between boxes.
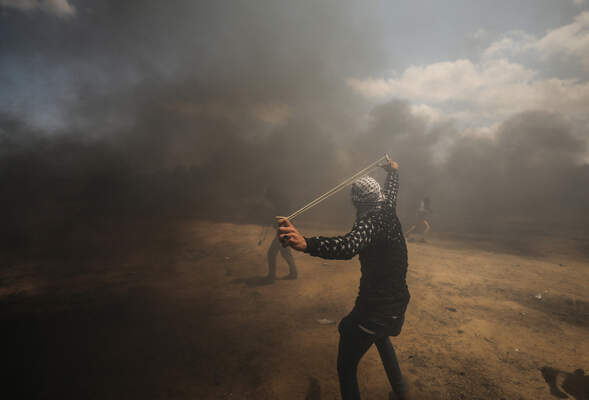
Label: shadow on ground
xmin=231 ymin=275 xmax=276 ymax=287
xmin=541 ymin=366 xmax=589 ymax=399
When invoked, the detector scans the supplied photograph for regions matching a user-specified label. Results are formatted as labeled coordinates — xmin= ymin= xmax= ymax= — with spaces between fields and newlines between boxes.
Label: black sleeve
xmin=382 ymin=170 xmax=399 ymax=211
xmin=304 ymin=215 xmax=382 ymax=260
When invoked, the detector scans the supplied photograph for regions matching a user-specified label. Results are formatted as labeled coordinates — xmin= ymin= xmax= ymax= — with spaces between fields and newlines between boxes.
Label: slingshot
xmin=279 ymin=153 xmax=391 ymax=221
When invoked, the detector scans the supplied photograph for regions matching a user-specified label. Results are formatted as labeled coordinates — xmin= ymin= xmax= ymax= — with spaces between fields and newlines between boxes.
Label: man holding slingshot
xmin=278 ymin=157 xmax=410 ymax=400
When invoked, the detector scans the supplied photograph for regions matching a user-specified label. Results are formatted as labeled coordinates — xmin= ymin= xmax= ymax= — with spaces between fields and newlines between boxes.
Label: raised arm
xmin=382 ymin=169 xmax=399 ymax=211
xmin=379 ymin=157 xmax=400 ymax=211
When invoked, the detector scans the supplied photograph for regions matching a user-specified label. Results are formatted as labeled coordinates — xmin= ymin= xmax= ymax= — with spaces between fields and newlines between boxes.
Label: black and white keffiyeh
xmin=351 ymin=176 xmax=384 ymax=206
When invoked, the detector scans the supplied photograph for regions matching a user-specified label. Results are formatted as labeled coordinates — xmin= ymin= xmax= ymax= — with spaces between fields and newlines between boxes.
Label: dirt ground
xmin=2 ymin=219 xmax=588 ymax=399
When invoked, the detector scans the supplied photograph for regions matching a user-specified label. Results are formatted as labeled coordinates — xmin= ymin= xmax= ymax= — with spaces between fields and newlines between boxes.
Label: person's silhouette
xmin=261 ymin=186 xmax=297 ymax=282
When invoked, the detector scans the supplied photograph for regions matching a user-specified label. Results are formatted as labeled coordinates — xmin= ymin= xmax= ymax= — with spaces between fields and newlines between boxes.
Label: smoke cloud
xmin=1 ymin=0 xmax=588 ymax=260
xmin=0 ymin=0 xmax=75 ymax=17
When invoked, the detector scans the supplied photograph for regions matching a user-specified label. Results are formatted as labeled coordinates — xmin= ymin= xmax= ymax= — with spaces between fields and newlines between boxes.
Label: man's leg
xmin=266 ymin=236 xmax=280 ymax=279
xmin=420 ymin=220 xmax=431 ymax=243
xmin=337 ymin=315 xmax=375 ymax=400
xmin=374 ymin=337 xmax=406 ymax=399
xmin=279 ymin=246 xmax=297 ymax=279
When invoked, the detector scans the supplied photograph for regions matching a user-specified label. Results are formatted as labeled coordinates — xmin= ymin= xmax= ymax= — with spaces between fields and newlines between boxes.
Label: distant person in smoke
xmin=277 ymin=159 xmax=410 ymax=400
xmin=259 ymin=186 xmax=297 ymax=282
xmin=405 ymin=197 xmax=431 ymax=243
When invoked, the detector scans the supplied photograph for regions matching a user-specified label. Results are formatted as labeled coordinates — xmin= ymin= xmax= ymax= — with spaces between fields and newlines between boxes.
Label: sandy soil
xmin=2 ymin=219 xmax=588 ymax=399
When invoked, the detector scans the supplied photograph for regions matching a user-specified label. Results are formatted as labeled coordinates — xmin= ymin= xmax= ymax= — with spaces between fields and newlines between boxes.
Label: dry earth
xmin=2 ymin=219 xmax=588 ymax=399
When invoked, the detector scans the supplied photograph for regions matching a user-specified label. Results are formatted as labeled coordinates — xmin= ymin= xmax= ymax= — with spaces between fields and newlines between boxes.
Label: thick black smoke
xmin=1 ymin=0 xmax=588 ymax=261
xmin=357 ymin=103 xmax=589 ymax=233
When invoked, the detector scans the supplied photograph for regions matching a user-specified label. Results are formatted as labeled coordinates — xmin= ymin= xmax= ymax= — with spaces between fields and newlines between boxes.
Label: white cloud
xmin=409 ymin=103 xmax=443 ymax=123
xmin=349 ymin=58 xmax=589 ymax=124
xmin=472 ymin=28 xmax=489 ymax=41
xmin=481 ymin=30 xmax=536 ymax=60
xmin=347 ymin=12 xmax=589 ymax=130
xmin=534 ymin=12 xmax=589 ymax=70
xmin=348 ymin=58 xmax=547 ymax=117
xmin=480 ymin=12 xmax=589 ymax=71
xmin=0 ymin=0 xmax=75 ymax=17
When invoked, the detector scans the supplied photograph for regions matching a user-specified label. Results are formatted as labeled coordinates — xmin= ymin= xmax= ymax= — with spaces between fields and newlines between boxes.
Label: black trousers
xmin=337 ymin=312 xmax=406 ymax=400
xmin=267 ymin=236 xmax=297 ymax=278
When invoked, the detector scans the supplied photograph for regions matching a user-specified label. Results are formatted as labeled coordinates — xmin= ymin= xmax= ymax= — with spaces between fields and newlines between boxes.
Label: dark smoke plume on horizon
xmin=1 ymin=0 xmax=589 ymax=261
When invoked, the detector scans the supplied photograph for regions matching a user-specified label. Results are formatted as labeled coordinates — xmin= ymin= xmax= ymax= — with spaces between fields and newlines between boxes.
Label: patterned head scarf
xmin=351 ymin=176 xmax=384 ymax=206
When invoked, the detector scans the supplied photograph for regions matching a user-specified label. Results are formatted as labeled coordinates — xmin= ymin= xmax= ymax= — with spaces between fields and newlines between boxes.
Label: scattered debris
xmin=535 ymin=293 xmax=543 ymax=300
xmin=515 ymin=348 xmax=520 ymax=352
xmin=316 ymin=318 xmax=336 ymax=325
xmin=457 ymin=330 xmax=464 ymax=334
xmin=224 ymin=257 xmax=231 ymax=260
xmin=446 ymin=307 xmax=457 ymax=312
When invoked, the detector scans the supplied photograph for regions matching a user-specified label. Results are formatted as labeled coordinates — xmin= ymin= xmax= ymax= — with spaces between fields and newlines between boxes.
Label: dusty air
xmin=1 ymin=1 xmax=588 ymax=400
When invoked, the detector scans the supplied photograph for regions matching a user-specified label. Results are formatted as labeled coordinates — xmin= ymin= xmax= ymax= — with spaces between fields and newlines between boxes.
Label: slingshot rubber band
xmin=280 ymin=154 xmax=390 ymax=221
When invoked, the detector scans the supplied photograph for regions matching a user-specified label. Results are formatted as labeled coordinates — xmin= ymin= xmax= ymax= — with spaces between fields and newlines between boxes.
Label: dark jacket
xmin=304 ymin=170 xmax=410 ymax=321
